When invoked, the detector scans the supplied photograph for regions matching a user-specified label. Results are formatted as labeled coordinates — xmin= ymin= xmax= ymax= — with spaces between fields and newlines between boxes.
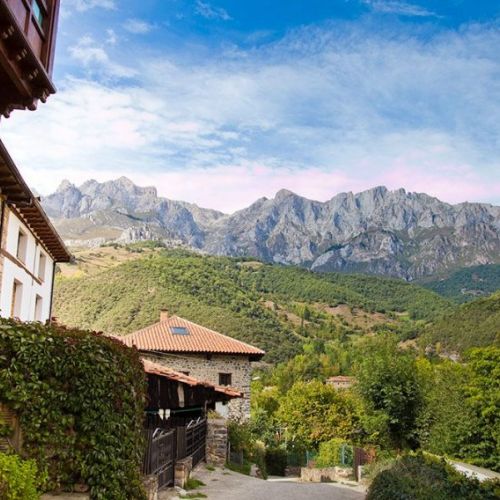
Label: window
xmin=11 ymin=280 xmax=23 ymax=319
xmin=34 ymin=295 xmax=43 ymax=322
xmin=219 ymin=373 xmax=232 ymax=386
xmin=37 ymin=251 xmax=46 ymax=281
xmin=16 ymin=230 xmax=27 ymax=264
xmin=32 ymin=0 xmax=44 ymax=27
xmin=170 ymin=326 xmax=189 ymax=335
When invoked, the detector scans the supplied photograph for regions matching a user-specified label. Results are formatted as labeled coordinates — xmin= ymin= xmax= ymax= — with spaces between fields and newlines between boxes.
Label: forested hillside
xmin=424 ymin=292 xmax=500 ymax=353
xmin=422 ymin=264 xmax=500 ymax=303
xmin=53 ymin=247 xmax=451 ymax=361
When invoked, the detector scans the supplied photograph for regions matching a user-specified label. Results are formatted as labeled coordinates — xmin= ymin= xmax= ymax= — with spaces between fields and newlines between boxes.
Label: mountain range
xmin=42 ymin=177 xmax=500 ymax=280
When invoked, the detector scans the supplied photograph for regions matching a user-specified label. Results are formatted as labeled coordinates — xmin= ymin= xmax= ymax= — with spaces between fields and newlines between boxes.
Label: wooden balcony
xmin=0 ymin=0 xmax=60 ymax=118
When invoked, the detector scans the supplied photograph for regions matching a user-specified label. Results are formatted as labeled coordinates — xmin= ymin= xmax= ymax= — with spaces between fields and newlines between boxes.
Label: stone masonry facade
xmin=206 ymin=418 xmax=228 ymax=466
xmin=143 ymin=352 xmax=252 ymax=421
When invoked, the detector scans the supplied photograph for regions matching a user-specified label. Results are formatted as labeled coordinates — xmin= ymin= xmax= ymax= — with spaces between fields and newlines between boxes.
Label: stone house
xmin=121 ymin=311 xmax=265 ymax=420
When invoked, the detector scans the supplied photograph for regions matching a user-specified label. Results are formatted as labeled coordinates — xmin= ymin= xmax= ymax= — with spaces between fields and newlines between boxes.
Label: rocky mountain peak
xmin=274 ymin=188 xmax=300 ymax=202
xmin=42 ymin=179 xmax=500 ymax=280
xmin=56 ymin=179 xmax=76 ymax=193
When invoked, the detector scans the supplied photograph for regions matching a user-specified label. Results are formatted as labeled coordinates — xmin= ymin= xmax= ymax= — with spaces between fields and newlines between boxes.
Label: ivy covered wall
xmin=0 ymin=319 xmax=147 ymax=499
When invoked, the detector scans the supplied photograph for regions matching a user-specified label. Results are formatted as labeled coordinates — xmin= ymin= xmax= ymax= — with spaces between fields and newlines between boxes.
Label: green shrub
xmin=225 ymin=460 xmax=251 ymax=475
xmin=0 ymin=452 xmax=42 ymax=500
xmin=252 ymin=441 xmax=268 ymax=479
xmin=265 ymin=447 xmax=287 ymax=476
xmin=0 ymin=319 xmax=146 ymax=499
xmin=366 ymin=454 xmax=500 ymax=500
xmin=228 ymin=422 xmax=268 ymax=478
xmin=316 ymin=439 xmax=353 ymax=467
xmin=228 ymin=421 xmax=253 ymax=455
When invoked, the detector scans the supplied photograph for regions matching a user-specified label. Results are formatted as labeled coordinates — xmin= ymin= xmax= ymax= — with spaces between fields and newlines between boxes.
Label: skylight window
xmin=171 ymin=326 xmax=189 ymax=335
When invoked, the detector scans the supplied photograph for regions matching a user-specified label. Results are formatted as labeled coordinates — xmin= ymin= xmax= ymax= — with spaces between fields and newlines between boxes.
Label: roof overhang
xmin=0 ymin=0 xmax=58 ymax=117
xmin=141 ymin=349 xmax=265 ymax=362
xmin=142 ymin=358 xmax=242 ymax=400
xmin=0 ymin=140 xmax=71 ymax=262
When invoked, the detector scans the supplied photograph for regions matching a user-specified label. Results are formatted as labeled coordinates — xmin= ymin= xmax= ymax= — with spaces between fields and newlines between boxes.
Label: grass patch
xmin=184 ymin=478 xmax=206 ymax=490
xmin=225 ymin=461 xmax=252 ymax=475
xmin=205 ymin=464 xmax=216 ymax=471
xmin=180 ymin=494 xmax=207 ymax=499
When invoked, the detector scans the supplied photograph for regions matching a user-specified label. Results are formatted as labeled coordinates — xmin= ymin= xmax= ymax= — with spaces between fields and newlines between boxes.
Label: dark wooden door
xmin=143 ymin=428 xmax=176 ymax=489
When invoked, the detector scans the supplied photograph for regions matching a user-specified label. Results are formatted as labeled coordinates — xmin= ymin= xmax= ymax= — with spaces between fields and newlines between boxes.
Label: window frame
xmin=16 ymin=230 xmax=28 ymax=264
xmin=37 ymin=250 xmax=47 ymax=281
xmin=218 ymin=373 xmax=232 ymax=386
xmin=170 ymin=326 xmax=189 ymax=335
xmin=34 ymin=294 xmax=43 ymax=321
xmin=31 ymin=0 xmax=47 ymax=31
xmin=11 ymin=280 xmax=23 ymax=319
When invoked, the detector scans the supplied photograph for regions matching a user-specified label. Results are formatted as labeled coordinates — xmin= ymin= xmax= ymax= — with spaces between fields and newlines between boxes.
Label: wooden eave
xmin=0 ymin=140 xmax=71 ymax=262
xmin=143 ymin=358 xmax=242 ymax=410
xmin=0 ymin=0 xmax=57 ymax=117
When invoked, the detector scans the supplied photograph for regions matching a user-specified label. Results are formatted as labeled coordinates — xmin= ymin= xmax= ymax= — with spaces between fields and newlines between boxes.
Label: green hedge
xmin=367 ymin=454 xmax=500 ymax=500
xmin=316 ymin=439 xmax=353 ymax=467
xmin=0 ymin=319 xmax=146 ymax=499
xmin=0 ymin=452 xmax=42 ymax=499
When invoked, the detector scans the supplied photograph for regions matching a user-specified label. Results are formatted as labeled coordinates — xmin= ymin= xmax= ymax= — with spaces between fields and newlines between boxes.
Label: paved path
xmin=449 ymin=460 xmax=500 ymax=482
xmin=161 ymin=466 xmax=365 ymax=500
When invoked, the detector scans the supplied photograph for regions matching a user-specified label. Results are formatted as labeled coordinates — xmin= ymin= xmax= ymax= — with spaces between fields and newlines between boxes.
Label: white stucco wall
xmin=0 ymin=208 xmax=55 ymax=322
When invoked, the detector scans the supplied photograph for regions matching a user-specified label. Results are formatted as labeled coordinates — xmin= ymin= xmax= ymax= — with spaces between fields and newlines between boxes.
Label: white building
xmin=0 ymin=140 xmax=70 ymax=322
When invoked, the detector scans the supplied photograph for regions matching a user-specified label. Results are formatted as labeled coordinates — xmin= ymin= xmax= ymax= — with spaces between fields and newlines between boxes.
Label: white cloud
xmin=106 ymin=29 xmax=117 ymax=45
xmin=364 ymin=0 xmax=439 ymax=17
xmin=123 ymin=19 xmax=154 ymax=35
xmin=69 ymin=36 xmax=108 ymax=64
xmin=64 ymin=0 xmax=115 ymax=12
xmin=68 ymin=36 xmax=136 ymax=78
xmin=195 ymin=1 xmax=232 ymax=21
xmin=2 ymin=21 xmax=500 ymax=209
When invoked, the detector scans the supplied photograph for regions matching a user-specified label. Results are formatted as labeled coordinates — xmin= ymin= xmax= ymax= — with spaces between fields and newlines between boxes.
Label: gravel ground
xmin=160 ymin=465 xmax=366 ymax=500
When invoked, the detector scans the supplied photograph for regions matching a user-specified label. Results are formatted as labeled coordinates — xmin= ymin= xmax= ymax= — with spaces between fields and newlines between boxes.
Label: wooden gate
xmin=143 ymin=428 xmax=176 ymax=489
xmin=177 ymin=418 xmax=207 ymax=467
xmin=186 ymin=418 xmax=207 ymax=467
xmin=354 ymin=447 xmax=376 ymax=481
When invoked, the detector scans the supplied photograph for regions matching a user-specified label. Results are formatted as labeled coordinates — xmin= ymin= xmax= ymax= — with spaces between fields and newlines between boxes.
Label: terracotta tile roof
xmin=121 ymin=315 xmax=265 ymax=359
xmin=142 ymin=358 xmax=242 ymax=398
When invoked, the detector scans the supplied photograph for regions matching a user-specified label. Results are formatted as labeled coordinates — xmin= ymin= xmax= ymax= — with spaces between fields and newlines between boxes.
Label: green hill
xmin=53 ymin=248 xmax=453 ymax=362
xmin=424 ymin=292 xmax=500 ymax=353
xmin=422 ymin=264 xmax=500 ymax=303
xmin=251 ymin=265 xmax=452 ymax=320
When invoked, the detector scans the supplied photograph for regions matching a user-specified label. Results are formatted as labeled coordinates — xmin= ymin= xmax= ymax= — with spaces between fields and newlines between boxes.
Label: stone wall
xmin=206 ymin=418 xmax=228 ymax=466
xmin=143 ymin=352 xmax=252 ymax=420
xmin=175 ymin=456 xmax=193 ymax=487
xmin=142 ymin=475 xmax=158 ymax=500
xmin=300 ymin=466 xmax=354 ymax=482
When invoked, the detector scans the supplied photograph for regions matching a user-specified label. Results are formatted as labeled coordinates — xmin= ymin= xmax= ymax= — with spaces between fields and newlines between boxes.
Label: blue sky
xmin=2 ymin=0 xmax=500 ymax=211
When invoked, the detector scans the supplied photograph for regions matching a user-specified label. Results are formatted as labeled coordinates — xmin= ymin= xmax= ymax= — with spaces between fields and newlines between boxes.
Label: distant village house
xmin=326 ymin=375 xmax=355 ymax=390
xmin=121 ymin=310 xmax=265 ymax=420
